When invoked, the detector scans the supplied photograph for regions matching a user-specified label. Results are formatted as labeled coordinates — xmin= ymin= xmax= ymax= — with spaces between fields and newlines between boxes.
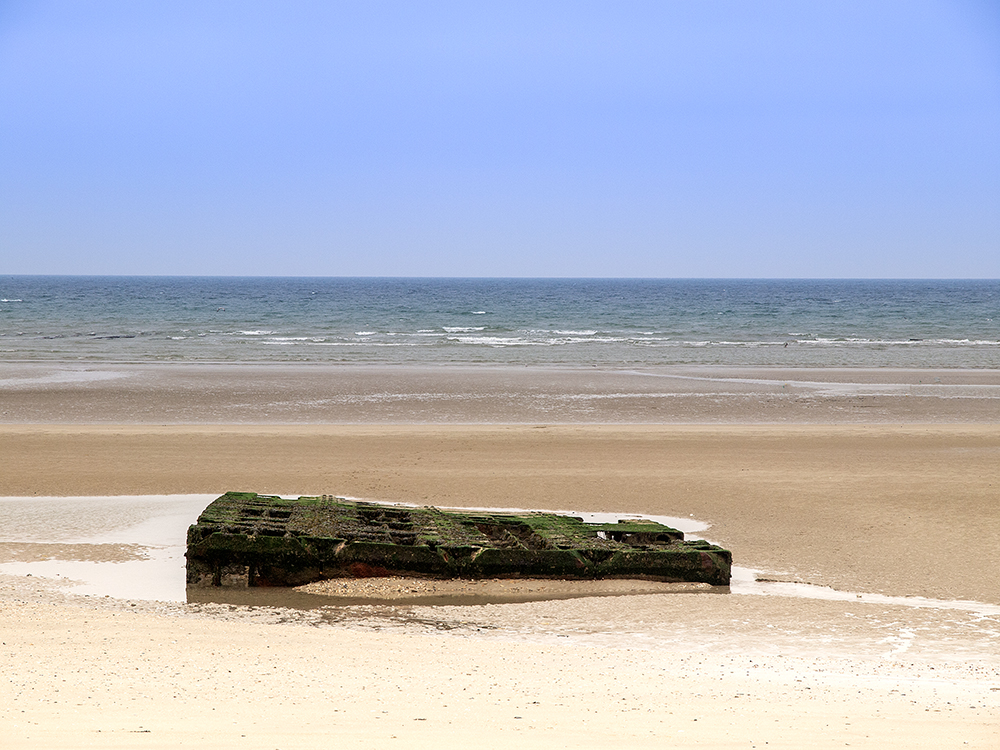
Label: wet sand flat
xmin=2 ymin=423 xmax=998 ymax=603
xmin=2 ymin=362 xmax=1000 ymax=423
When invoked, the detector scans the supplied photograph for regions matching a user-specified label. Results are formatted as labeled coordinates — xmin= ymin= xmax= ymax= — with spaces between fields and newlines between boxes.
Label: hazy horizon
xmin=5 ymin=273 xmax=1000 ymax=281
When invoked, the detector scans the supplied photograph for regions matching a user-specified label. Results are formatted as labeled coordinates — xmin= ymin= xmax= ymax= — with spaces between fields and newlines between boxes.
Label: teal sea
xmin=1 ymin=277 xmax=998 ymax=369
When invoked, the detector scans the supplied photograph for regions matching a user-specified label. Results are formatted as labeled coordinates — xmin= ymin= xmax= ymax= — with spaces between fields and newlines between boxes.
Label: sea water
xmin=1 ymin=276 xmax=998 ymax=369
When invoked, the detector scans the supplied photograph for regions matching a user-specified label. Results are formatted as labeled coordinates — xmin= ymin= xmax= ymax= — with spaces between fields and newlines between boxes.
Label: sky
xmin=1 ymin=0 xmax=998 ymax=278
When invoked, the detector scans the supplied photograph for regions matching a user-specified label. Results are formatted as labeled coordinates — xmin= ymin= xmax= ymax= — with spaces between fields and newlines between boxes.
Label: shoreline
xmin=3 ymin=361 xmax=1000 ymax=424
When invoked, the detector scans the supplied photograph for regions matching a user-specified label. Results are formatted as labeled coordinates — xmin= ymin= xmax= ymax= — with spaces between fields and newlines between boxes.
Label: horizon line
xmin=4 ymin=274 xmax=1000 ymax=282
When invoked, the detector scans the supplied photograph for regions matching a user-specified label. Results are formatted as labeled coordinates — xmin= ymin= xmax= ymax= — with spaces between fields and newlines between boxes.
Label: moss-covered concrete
xmin=186 ymin=492 xmax=732 ymax=587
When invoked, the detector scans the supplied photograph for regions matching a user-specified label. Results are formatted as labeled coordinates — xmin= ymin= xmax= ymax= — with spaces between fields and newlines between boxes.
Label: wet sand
xmin=1 ymin=365 xmax=999 ymax=747
xmin=3 ymin=423 xmax=998 ymax=603
xmin=2 ymin=362 xmax=1000 ymax=423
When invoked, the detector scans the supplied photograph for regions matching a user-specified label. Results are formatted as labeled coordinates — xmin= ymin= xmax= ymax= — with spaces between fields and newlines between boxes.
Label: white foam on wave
xmin=800 ymin=337 xmax=1000 ymax=347
xmin=262 ymin=336 xmax=329 ymax=344
xmin=446 ymin=335 xmax=544 ymax=347
xmin=308 ymin=341 xmax=414 ymax=347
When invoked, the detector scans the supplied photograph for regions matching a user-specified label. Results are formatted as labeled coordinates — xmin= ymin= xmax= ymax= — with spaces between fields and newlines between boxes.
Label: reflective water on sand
xmin=730 ymin=565 xmax=1000 ymax=615
xmin=0 ymin=495 xmax=213 ymax=601
xmin=2 ymin=495 xmax=998 ymax=617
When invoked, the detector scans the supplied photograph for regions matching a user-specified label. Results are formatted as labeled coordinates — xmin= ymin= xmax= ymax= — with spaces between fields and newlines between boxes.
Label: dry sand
xmin=1 ymin=366 xmax=999 ymax=747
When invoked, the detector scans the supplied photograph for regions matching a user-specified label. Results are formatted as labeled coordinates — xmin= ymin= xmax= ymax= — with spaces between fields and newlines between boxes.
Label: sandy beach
xmin=1 ymin=366 xmax=999 ymax=747
xmin=5 ymin=0 xmax=1000 ymax=738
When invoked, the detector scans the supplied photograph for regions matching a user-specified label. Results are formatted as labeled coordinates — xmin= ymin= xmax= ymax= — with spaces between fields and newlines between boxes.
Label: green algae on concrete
xmin=186 ymin=492 xmax=732 ymax=588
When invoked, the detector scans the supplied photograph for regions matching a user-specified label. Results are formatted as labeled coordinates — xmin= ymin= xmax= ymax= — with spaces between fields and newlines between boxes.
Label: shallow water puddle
xmin=729 ymin=565 xmax=1000 ymax=616
xmin=2 ymin=494 xmax=998 ymax=618
xmin=0 ymin=494 xmax=214 ymax=601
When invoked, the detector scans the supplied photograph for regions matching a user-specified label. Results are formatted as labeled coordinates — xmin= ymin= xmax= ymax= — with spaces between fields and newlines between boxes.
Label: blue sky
xmin=1 ymin=1 xmax=998 ymax=277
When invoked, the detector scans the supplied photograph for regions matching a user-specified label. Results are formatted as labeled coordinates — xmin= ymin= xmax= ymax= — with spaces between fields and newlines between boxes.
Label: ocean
xmin=1 ymin=277 xmax=998 ymax=369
